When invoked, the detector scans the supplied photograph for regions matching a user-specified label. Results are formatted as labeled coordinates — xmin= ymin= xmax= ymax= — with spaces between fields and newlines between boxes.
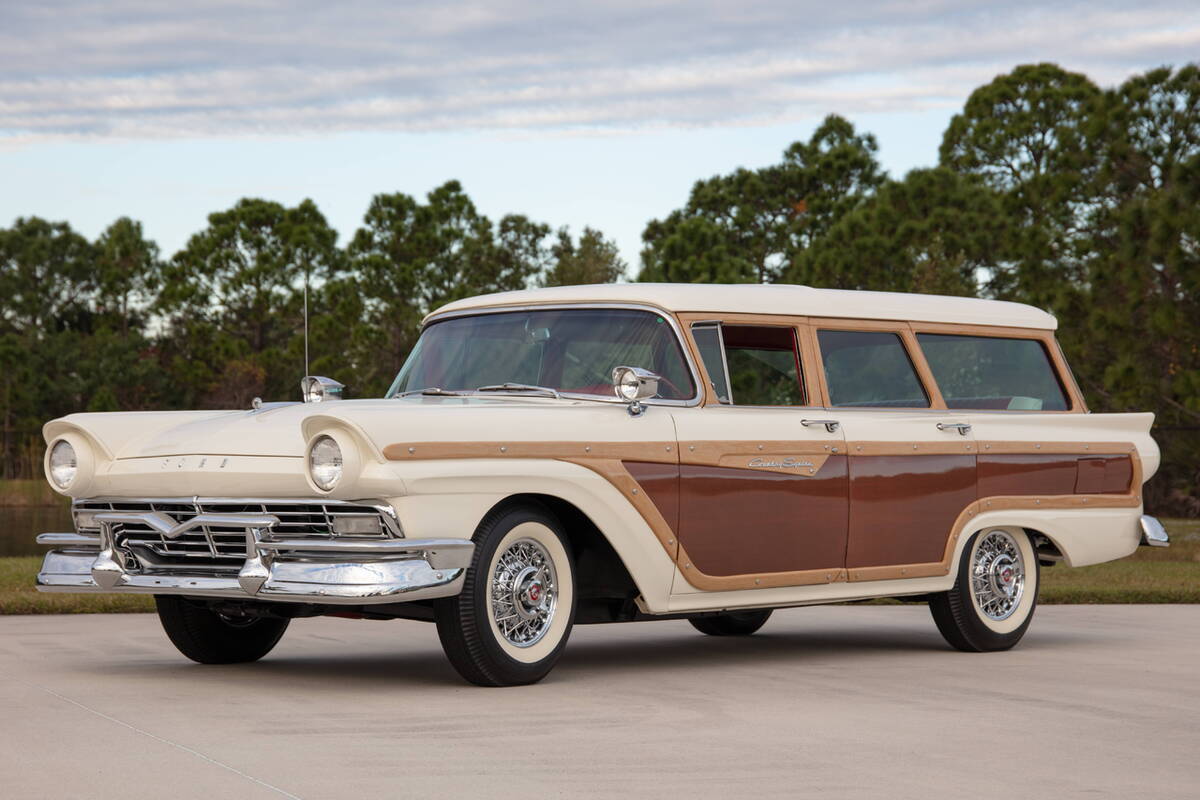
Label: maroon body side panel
xmin=623 ymin=461 xmax=680 ymax=535
xmin=846 ymin=455 xmax=977 ymax=568
xmin=979 ymin=453 xmax=1133 ymax=497
xmin=979 ymin=454 xmax=1077 ymax=496
xmin=676 ymin=457 xmax=849 ymax=576
xmin=1074 ymin=455 xmax=1133 ymax=494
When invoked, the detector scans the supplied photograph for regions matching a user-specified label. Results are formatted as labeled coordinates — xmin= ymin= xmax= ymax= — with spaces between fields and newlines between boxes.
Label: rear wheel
xmin=434 ymin=504 xmax=576 ymax=686
xmin=929 ymin=528 xmax=1039 ymax=652
xmin=155 ymin=596 xmax=289 ymax=664
xmin=689 ymin=608 xmax=773 ymax=636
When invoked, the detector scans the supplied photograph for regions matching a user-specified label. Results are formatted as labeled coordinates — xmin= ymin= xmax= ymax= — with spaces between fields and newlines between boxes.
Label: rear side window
xmin=917 ymin=333 xmax=1069 ymax=411
xmin=818 ymin=330 xmax=929 ymax=408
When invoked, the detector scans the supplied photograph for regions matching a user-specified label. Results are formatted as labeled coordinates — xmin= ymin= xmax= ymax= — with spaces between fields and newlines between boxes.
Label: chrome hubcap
xmin=491 ymin=538 xmax=557 ymax=647
xmin=971 ymin=530 xmax=1026 ymax=621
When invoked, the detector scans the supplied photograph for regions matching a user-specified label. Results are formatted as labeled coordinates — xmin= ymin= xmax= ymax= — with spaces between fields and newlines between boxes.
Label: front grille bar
xmin=72 ymin=497 xmax=402 ymax=566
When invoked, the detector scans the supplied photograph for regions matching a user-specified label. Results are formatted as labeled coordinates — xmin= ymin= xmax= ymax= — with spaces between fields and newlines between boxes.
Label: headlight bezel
xmin=308 ymin=434 xmax=344 ymax=492
xmin=43 ymin=432 xmax=96 ymax=496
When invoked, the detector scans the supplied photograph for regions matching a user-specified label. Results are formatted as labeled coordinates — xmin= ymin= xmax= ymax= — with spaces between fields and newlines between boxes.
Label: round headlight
xmin=614 ymin=367 xmax=641 ymax=401
xmin=48 ymin=440 xmax=77 ymax=489
xmin=309 ymin=435 xmax=343 ymax=491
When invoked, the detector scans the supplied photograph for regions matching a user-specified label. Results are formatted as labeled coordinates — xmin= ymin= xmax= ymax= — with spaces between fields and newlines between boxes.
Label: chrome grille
xmin=73 ymin=498 xmax=398 ymax=566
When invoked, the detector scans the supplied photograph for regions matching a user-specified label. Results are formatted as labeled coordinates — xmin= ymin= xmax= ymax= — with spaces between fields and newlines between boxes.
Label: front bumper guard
xmin=36 ymin=511 xmax=474 ymax=605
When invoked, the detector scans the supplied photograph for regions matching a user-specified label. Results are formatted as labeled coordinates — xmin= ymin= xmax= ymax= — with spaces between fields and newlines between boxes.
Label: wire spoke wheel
xmin=970 ymin=530 xmax=1026 ymax=621
xmin=434 ymin=505 xmax=576 ymax=686
xmin=489 ymin=538 xmax=558 ymax=648
xmin=929 ymin=528 xmax=1039 ymax=652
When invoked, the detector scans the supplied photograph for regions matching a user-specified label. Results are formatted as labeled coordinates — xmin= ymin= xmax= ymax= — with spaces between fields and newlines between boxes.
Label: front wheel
xmin=434 ymin=504 xmax=576 ymax=686
xmin=689 ymin=609 xmax=773 ymax=636
xmin=155 ymin=596 xmax=289 ymax=664
xmin=929 ymin=528 xmax=1039 ymax=652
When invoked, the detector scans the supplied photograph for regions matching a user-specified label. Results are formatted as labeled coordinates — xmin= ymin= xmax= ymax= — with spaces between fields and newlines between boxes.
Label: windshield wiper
xmin=395 ymin=387 xmax=467 ymax=397
xmin=474 ymin=383 xmax=561 ymax=399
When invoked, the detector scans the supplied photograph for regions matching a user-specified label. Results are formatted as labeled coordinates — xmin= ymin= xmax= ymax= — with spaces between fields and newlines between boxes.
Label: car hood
xmin=44 ymin=395 xmax=642 ymax=461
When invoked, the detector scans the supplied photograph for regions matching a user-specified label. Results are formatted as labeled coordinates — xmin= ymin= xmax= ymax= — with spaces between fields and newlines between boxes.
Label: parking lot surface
xmin=1 ymin=605 xmax=1197 ymax=799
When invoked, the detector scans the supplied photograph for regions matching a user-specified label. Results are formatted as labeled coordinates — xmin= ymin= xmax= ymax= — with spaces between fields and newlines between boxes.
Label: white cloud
xmin=0 ymin=0 xmax=1196 ymax=142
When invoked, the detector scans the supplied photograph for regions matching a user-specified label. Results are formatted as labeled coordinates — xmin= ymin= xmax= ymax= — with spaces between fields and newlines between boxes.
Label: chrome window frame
xmin=689 ymin=321 xmax=734 ymax=404
xmin=405 ymin=302 xmax=704 ymax=407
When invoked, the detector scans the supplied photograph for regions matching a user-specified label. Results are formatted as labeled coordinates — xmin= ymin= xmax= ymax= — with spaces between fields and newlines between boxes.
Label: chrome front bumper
xmin=36 ymin=511 xmax=474 ymax=605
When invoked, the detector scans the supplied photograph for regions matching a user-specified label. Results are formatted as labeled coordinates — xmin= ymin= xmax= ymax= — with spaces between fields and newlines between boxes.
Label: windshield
xmin=387 ymin=308 xmax=696 ymax=400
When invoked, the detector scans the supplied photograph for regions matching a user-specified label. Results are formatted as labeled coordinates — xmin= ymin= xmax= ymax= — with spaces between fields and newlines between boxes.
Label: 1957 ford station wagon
xmin=36 ymin=284 xmax=1169 ymax=685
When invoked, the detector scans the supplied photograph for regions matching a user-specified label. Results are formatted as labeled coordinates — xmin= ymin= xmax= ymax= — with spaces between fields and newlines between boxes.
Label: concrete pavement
xmin=1 ymin=605 xmax=1197 ymax=799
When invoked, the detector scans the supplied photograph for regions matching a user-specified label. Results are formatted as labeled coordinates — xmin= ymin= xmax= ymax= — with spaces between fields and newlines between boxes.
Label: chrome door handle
xmin=801 ymin=419 xmax=840 ymax=433
xmin=936 ymin=422 xmax=972 ymax=436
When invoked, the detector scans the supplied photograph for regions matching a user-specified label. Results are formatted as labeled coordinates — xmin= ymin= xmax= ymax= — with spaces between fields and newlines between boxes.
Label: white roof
xmin=431 ymin=283 xmax=1058 ymax=330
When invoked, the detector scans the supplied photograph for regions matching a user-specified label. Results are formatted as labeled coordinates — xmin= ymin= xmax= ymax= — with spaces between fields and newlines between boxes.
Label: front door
xmin=671 ymin=320 xmax=850 ymax=591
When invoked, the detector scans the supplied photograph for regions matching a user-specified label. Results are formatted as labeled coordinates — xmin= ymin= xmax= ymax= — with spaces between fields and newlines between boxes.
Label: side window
xmin=692 ymin=324 xmax=805 ymax=406
xmin=818 ymin=330 xmax=929 ymax=408
xmin=916 ymin=333 xmax=1070 ymax=411
xmin=692 ymin=325 xmax=731 ymax=403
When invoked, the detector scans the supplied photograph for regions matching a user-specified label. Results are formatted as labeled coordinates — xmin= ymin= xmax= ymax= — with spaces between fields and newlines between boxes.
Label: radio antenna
xmin=303 ymin=272 xmax=310 ymax=377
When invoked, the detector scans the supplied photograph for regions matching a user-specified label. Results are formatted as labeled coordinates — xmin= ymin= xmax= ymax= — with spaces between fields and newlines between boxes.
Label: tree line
xmin=2 ymin=63 xmax=1197 ymax=514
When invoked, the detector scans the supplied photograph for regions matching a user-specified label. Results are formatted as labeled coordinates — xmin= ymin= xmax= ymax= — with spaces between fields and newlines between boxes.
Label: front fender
xmin=387 ymin=458 xmax=677 ymax=612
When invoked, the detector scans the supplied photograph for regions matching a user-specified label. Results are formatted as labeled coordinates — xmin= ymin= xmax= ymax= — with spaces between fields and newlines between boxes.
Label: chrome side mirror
xmin=612 ymin=366 xmax=660 ymax=416
xmin=301 ymin=375 xmax=345 ymax=403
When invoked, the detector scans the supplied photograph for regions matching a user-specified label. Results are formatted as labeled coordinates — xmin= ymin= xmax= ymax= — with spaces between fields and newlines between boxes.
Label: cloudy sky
xmin=2 ymin=0 xmax=1198 ymax=267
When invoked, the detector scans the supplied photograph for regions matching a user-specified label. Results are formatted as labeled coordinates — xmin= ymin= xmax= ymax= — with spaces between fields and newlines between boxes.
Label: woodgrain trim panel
xmin=676 ymin=547 xmax=848 ymax=590
xmin=383 ymin=441 xmax=678 ymax=463
xmin=681 ymin=439 xmax=840 ymax=464
xmin=563 ymin=458 xmax=680 ymax=559
xmin=382 ymin=437 xmax=1143 ymax=592
xmin=849 ymin=441 xmax=977 ymax=456
xmin=979 ymin=441 xmax=1135 ymax=455
xmin=847 ymin=445 xmax=1144 ymax=582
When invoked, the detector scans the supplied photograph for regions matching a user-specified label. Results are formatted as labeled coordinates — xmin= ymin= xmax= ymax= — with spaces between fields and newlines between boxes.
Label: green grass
xmin=0 ymin=479 xmax=67 ymax=508
xmin=0 ymin=557 xmax=154 ymax=614
xmin=1040 ymin=519 xmax=1200 ymax=604
xmin=2 ymin=520 xmax=1197 ymax=614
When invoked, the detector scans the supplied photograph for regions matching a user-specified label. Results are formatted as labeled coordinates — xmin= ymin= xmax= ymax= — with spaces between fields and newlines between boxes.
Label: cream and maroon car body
xmin=35 ymin=284 xmax=1165 ymax=678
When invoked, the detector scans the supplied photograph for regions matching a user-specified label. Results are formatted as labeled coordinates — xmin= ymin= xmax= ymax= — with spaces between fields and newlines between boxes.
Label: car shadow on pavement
xmin=84 ymin=615 xmax=1103 ymax=690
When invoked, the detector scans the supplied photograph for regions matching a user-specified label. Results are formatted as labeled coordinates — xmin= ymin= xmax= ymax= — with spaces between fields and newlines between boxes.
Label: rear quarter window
xmin=916 ymin=333 xmax=1070 ymax=411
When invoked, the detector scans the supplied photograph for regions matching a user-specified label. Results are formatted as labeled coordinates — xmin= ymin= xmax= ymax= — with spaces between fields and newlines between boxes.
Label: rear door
xmin=811 ymin=321 xmax=978 ymax=582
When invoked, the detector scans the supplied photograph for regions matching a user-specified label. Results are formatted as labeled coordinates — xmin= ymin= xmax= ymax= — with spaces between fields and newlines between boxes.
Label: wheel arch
xmin=948 ymin=507 xmax=1141 ymax=574
xmin=482 ymin=493 xmax=642 ymax=622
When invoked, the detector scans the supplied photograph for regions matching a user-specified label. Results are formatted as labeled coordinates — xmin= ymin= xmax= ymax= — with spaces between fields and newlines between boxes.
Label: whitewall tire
xmin=434 ymin=503 xmax=576 ymax=686
xmin=929 ymin=527 xmax=1040 ymax=652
